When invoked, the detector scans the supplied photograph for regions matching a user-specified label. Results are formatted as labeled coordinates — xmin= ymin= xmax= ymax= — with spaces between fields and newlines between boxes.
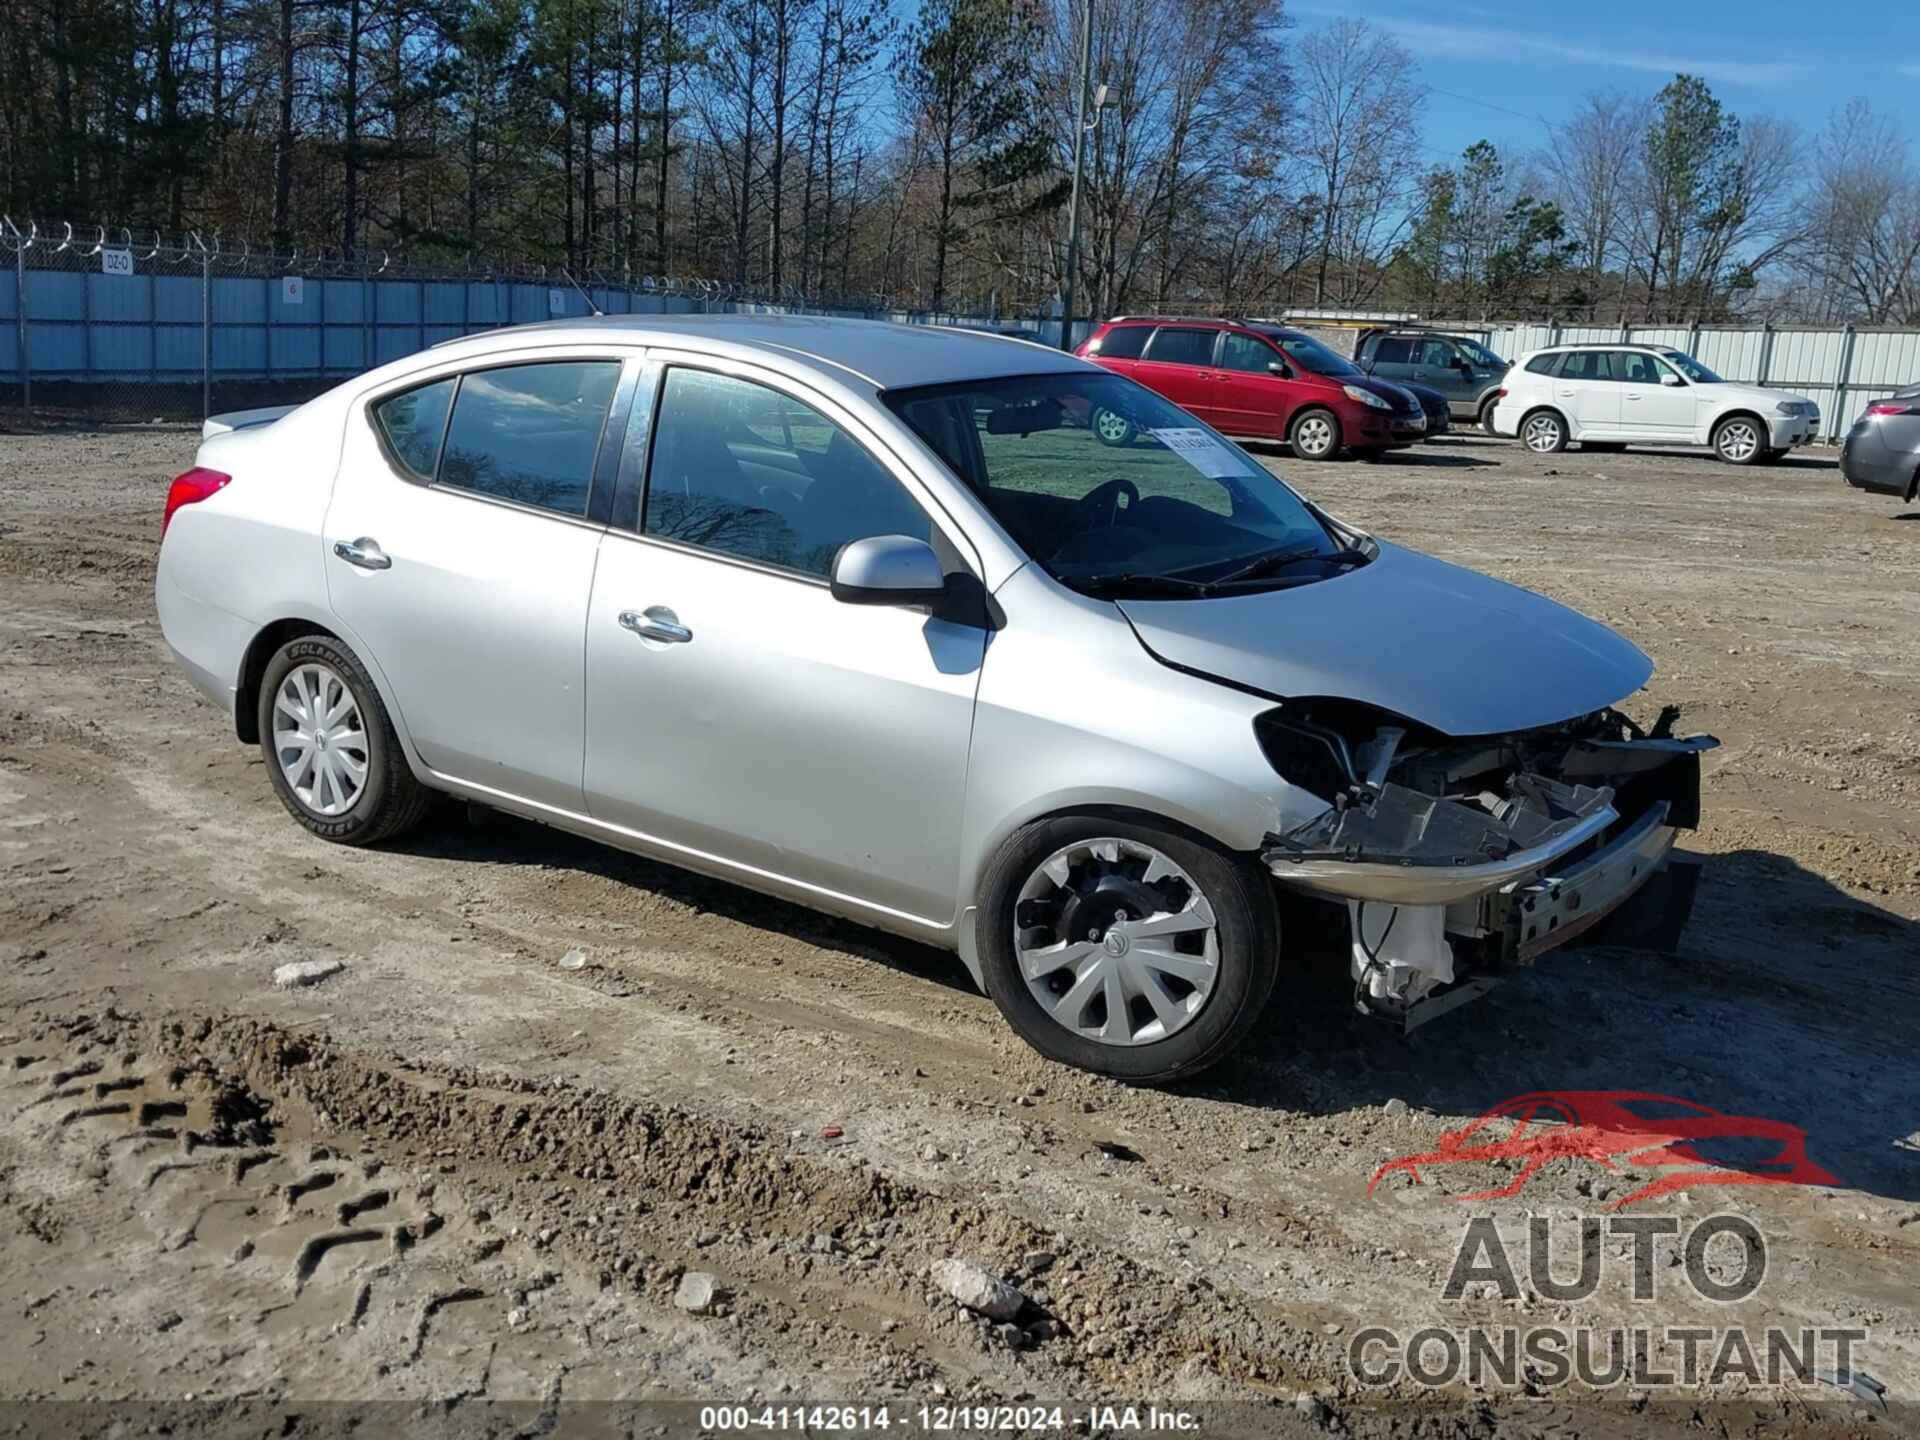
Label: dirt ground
xmin=2 ymin=421 xmax=1917 ymax=1437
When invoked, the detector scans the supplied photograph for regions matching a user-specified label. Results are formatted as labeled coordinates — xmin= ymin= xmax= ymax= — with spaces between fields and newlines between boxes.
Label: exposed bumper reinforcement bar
xmin=1263 ymin=801 xmax=1619 ymax=905
xmin=1495 ymin=801 xmax=1676 ymax=963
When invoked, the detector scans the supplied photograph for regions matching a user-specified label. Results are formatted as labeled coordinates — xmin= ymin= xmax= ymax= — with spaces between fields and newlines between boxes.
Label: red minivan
xmin=1075 ymin=317 xmax=1426 ymax=461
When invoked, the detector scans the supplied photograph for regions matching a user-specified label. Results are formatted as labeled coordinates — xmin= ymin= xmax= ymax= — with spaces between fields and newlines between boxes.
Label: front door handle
xmin=619 ymin=606 xmax=692 ymax=644
xmin=333 ymin=537 xmax=391 ymax=570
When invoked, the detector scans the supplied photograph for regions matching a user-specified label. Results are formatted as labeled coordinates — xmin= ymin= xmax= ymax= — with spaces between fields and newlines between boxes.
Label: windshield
xmin=1660 ymin=350 xmax=1724 ymax=384
xmin=1456 ymin=337 xmax=1505 ymax=368
xmin=886 ymin=372 xmax=1342 ymax=596
xmin=1268 ymin=333 xmax=1362 ymax=378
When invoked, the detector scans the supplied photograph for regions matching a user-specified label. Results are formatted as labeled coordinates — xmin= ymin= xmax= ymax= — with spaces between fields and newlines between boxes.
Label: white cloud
xmin=1293 ymin=8 xmax=1811 ymax=88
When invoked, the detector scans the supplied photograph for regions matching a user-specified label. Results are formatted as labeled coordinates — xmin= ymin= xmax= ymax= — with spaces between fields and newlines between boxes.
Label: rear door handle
xmin=619 ymin=606 xmax=692 ymax=644
xmin=333 ymin=537 xmax=391 ymax=570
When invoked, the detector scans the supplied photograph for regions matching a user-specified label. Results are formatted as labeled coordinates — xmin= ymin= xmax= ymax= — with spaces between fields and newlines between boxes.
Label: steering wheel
xmin=1072 ymin=477 xmax=1139 ymax=529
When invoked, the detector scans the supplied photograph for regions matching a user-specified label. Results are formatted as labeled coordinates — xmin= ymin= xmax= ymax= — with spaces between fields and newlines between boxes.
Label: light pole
xmin=1057 ymin=0 xmax=1104 ymax=351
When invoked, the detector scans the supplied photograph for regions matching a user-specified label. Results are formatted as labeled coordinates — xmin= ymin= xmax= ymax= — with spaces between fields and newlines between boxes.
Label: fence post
xmin=1757 ymin=321 xmax=1774 ymax=389
xmin=1830 ymin=324 xmax=1857 ymax=443
xmin=9 ymin=225 xmax=30 ymax=410
xmin=200 ymin=244 xmax=212 ymax=420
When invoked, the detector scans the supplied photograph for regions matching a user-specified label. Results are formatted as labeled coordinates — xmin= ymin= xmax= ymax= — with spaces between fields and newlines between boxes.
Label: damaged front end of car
xmin=1258 ymin=701 xmax=1719 ymax=1029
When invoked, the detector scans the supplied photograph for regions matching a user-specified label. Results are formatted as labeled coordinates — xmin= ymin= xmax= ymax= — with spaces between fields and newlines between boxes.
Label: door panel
xmin=324 ymin=355 xmax=633 ymax=811
xmin=1211 ymin=331 xmax=1295 ymax=438
xmin=1552 ymin=351 xmax=1622 ymax=436
xmin=1612 ymin=352 xmax=1695 ymax=437
xmin=1412 ymin=338 xmax=1475 ymax=410
xmin=582 ymin=359 xmax=988 ymax=925
xmin=584 ymin=542 xmax=984 ymax=921
xmin=1134 ymin=327 xmax=1218 ymax=420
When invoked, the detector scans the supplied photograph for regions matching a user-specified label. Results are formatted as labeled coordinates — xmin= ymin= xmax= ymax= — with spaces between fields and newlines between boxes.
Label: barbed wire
xmin=0 ymin=216 xmax=899 ymax=312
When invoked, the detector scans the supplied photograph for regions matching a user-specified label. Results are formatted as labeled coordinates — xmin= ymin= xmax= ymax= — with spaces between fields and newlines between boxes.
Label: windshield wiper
xmin=1066 ymin=571 xmax=1219 ymax=598
xmin=1209 ymin=544 xmax=1369 ymax=589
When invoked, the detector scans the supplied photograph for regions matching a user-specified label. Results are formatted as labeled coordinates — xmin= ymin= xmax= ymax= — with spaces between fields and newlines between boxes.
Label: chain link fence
xmin=1 ymin=217 xmax=1082 ymax=427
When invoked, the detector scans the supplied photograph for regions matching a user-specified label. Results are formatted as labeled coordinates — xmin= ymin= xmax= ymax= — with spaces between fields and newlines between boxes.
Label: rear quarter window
xmin=1089 ymin=325 xmax=1150 ymax=359
xmin=1525 ymin=353 xmax=1564 ymax=377
xmin=372 ymin=378 xmax=457 ymax=480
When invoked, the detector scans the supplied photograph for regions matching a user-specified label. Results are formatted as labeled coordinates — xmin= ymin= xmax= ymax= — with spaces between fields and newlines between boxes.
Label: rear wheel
xmin=1289 ymin=408 xmax=1341 ymax=461
xmin=1712 ymin=414 xmax=1765 ymax=465
xmin=1090 ymin=406 xmax=1137 ymax=447
xmin=978 ymin=816 xmax=1279 ymax=1083
xmin=258 ymin=635 xmax=431 ymax=845
xmin=1521 ymin=409 xmax=1568 ymax=454
xmin=1478 ymin=397 xmax=1501 ymax=434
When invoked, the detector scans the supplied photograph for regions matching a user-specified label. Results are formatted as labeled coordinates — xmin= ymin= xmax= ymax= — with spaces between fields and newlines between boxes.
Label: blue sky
xmin=1291 ymin=0 xmax=1920 ymax=169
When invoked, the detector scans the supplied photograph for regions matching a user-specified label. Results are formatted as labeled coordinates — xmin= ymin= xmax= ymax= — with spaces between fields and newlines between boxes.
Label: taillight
xmin=1491 ymin=388 xmax=1508 ymax=401
xmin=162 ymin=467 xmax=233 ymax=539
xmin=1866 ymin=402 xmax=1919 ymax=418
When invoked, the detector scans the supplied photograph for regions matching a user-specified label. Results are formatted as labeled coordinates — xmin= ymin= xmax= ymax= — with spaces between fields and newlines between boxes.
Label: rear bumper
xmin=1840 ymin=434 xmax=1916 ymax=496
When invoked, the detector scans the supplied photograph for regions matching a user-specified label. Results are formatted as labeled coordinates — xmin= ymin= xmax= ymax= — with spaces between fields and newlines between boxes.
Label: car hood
xmin=1347 ymin=375 xmax=1423 ymax=413
xmin=1115 ymin=541 xmax=1653 ymax=737
xmin=1696 ymin=382 xmax=1811 ymax=409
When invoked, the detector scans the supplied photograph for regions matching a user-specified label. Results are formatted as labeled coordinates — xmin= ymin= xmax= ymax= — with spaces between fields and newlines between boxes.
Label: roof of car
xmin=1530 ymin=341 xmax=1678 ymax=353
xmin=438 ymin=313 xmax=1090 ymax=390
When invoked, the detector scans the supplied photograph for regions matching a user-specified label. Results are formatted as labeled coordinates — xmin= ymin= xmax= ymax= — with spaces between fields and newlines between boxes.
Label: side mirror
xmin=831 ymin=535 xmax=947 ymax=606
xmin=1267 ymin=360 xmax=1293 ymax=379
xmin=1661 ymin=374 xmax=1684 ymax=387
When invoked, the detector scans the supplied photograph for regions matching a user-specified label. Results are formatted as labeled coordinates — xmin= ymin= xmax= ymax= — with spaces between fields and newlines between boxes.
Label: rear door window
xmin=1559 ymin=350 xmax=1615 ymax=382
xmin=1372 ymin=337 xmax=1415 ymax=365
xmin=439 ymin=361 xmax=622 ymax=517
xmin=1090 ymin=326 xmax=1149 ymax=359
xmin=1142 ymin=328 xmax=1216 ymax=367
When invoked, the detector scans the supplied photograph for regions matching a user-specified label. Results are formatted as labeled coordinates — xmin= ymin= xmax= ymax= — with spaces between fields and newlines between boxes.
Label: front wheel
xmin=1713 ymin=415 xmax=1765 ymax=465
xmin=977 ymin=816 xmax=1280 ymax=1083
xmin=1521 ymin=409 xmax=1569 ymax=454
xmin=1289 ymin=408 xmax=1341 ymax=461
xmin=1090 ymin=405 xmax=1137 ymax=447
xmin=258 ymin=635 xmax=431 ymax=845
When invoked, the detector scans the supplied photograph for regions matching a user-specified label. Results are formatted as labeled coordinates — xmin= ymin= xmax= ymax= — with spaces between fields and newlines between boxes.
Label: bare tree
xmin=1294 ymin=18 xmax=1423 ymax=306
xmin=1540 ymin=90 xmax=1646 ymax=308
xmin=1796 ymin=98 xmax=1920 ymax=323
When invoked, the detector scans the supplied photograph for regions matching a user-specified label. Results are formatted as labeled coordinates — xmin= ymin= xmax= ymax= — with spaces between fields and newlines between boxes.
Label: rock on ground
xmin=674 ymin=1270 xmax=725 ymax=1315
xmin=929 ymin=1258 xmax=1025 ymax=1321
xmin=272 ymin=959 xmax=345 ymax=989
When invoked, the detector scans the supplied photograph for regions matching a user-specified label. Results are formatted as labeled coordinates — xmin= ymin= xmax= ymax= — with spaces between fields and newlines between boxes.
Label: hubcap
xmin=273 ymin=663 xmax=369 ymax=817
xmin=1720 ymin=421 xmax=1758 ymax=460
xmin=1524 ymin=415 xmax=1561 ymax=451
xmin=1297 ymin=416 xmax=1333 ymax=454
xmin=1097 ymin=410 xmax=1129 ymax=442
xmin=1014 ymin=837 xmax=1220 ymax=1047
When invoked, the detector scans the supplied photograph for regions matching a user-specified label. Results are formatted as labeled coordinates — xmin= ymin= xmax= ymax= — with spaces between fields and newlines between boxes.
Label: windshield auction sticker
xmin=1150 ymin=427 xmax=1243 ymax=479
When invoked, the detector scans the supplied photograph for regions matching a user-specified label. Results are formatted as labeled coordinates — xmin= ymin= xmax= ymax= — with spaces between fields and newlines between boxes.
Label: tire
xmin=977 ymin=814 xmax=1280 ymax=1083
xmin=257 ymin=635 xmax=431 ymax=846
xmin=1520 ymin=408 xmax=1568 ymax=454
xmin=1712 ymin=414 xmax=1766 ymax=465
xmin=1477 ymin=398 xmax=1501 ymax=434
xmin=1090 ymin=406 xmax=1136 ymax=447
xmin=1289 ymin=407 xmax=1341 ymax=461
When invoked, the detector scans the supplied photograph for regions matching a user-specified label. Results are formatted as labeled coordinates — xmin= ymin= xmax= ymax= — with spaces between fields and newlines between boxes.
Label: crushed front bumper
xmin=1261 ymin=732 xmax=1715 ymax=1027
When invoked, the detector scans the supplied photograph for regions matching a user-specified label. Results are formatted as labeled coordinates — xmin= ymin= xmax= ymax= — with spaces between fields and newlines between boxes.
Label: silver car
xmin=157 ymin=317 xmax=1716 ymax=1081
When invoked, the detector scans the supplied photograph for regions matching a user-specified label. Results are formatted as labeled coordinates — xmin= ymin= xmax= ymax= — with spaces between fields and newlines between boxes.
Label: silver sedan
xmin=157 ymin=317 xmax=1715 ymax=1081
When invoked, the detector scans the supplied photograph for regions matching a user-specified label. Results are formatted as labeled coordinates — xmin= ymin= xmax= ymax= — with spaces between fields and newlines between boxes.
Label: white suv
xmin=1489 ymin=344 xmax=1821 ymax=464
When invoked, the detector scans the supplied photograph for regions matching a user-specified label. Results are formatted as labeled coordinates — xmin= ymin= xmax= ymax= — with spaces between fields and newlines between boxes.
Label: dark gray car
xmin=1357 ymin=329 xmax=1510 ymax=429
xmin=1840 ymin=386 xmax=1920 ymax=502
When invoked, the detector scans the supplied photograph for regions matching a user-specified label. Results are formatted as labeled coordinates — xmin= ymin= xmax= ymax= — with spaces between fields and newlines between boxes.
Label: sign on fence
xmin=100 ymin=248 xmax=134 ymax=276
xmin=549 ymin=289 xmax=567 ymax=317
xmin=281 ymin=276 xmax=305 ymax=306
